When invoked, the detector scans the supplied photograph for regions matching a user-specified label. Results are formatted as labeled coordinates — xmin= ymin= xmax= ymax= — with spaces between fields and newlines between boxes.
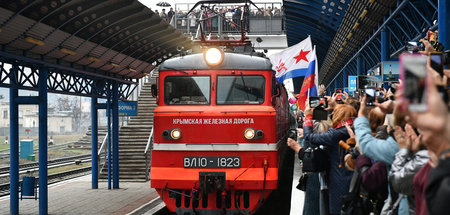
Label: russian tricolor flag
xmin=269 ymin=36 xmax=318 ymax=110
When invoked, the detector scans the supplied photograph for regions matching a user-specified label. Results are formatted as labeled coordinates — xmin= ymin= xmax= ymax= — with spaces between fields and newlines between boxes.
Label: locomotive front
xmin=150 ymin=49 xmax=293 ymax=215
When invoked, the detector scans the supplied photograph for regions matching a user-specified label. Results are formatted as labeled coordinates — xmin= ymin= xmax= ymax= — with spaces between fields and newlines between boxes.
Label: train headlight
xmin=244 ymin=128 xmax=264 ymax=140
xmin=204 ymin=47 xmax=224 ymax=67
xmin=163 ymin=128 xmax=182 ymax=140
xmin=170 ymin=128 xmax=182 ymax=140
xmin=244 ymin=128 xmax=256 ymax=140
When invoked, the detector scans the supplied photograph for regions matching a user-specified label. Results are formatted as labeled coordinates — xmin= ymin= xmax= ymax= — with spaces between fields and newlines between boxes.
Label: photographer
xmin=287 ymin=118 xmax=323 ymax=215
xmin=299 ymin=101 xmax=356 ymax=215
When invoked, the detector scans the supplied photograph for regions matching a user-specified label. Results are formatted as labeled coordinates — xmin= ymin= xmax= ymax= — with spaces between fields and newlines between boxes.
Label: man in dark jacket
xmin=168 ymin=7 xmax=175 ymax=22
xmin=426 ymin=154 xmax=450 ymax=215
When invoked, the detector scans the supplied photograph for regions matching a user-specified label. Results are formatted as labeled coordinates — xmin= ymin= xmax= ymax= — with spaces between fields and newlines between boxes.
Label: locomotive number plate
xmin=183 ymin=156 xmax=241 ymax=168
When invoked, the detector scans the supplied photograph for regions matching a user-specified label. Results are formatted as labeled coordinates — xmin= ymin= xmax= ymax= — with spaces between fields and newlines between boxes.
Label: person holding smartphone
xmin=354 ymin=95 xmax=407 ymax=214
xmin=394 ymin=53 xmax=450 ymax=215
xmin=300 ymin=101 xmax=357 ymax=215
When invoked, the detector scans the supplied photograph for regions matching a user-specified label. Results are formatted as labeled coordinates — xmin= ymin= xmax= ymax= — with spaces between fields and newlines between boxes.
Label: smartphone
xmin=400 ymin=54 xmax=428 ymax=112
xmin=406 ymin=41 xmax=425 ymax=53
xmin=358 ymin=76 xmax=368 ymax=89
xmin=309 ymin=97 xmax=328 ymax=108
xmin=335 ymin=89 xmax=343 ymax=102
xmin=429 ymin=52 xmax=444 ymax=77
xmin=313 ymin=108 xmax=328 ymax=121
xmin=364 ymin=88 xmax=376 ymax=106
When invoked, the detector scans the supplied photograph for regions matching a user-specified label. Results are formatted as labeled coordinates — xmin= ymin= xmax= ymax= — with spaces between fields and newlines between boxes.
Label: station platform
xmin=0 ymin=175 xmax=158 ymax=215
xmin=0 ymin=158 xmax=305 ymax=215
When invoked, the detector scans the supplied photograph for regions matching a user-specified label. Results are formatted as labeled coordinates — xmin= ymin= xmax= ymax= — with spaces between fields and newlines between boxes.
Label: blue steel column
xmin=112 ymin=81 xmax=119 ymax=189
xmin=107 ymin=87 xmax=111 ymax=189
xmin=357 ymin=55 xmax=364 ymax=76
xmin=9 ymin=66 xmax=19 ymax=215
xmin=39 ymin=67 xmax=48 ymax=215
xmin=381 ymin=29 xmax=390 ymax=89
xmin=91 ymin=97 xmax=98 ymax=189
xmin=439 ymin=0 xmax=450 ymax=50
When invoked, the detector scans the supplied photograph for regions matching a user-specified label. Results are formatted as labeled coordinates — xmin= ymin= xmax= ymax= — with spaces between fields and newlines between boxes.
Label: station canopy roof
xmin=284 ymin=0 xmax=397 ymax=85
xmin=0 ymin=0 xmax=192 ymax=80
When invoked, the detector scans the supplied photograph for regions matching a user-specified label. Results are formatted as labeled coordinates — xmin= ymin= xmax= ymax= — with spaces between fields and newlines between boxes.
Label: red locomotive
xmin=150 ymin=1 xmax=295 ymax=214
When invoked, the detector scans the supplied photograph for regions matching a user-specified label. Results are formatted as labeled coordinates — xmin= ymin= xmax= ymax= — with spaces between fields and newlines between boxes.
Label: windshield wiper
xmin=240 ymin=72 xmax=250 ymax=101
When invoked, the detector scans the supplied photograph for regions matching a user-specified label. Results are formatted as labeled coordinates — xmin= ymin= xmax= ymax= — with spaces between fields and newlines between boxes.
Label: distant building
xmin=0 ymin=102 xmax=38 ymax=128
xmin=0 ymin=102 xmax=73 ymax=135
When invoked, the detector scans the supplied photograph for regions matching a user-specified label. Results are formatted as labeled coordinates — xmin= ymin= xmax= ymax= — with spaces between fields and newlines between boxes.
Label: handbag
xmin=296 ymin=173 xmax=308 ymax=191
xmin=300 ymin=145 xmax=329 ymax=173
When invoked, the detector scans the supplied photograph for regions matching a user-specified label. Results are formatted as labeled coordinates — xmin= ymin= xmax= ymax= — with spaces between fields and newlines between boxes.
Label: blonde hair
xmin=318 ymin=120 xmax=332 ymax=133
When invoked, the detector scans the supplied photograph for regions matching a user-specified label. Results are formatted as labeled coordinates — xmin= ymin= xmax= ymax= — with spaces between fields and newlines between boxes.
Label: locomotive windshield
xmin=217 ymin=75 xmax=265 ymax=104
xmin=164 ymin=76 xmax=210 ymax=105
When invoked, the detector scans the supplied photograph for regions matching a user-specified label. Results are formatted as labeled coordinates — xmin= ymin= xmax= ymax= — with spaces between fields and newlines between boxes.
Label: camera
xmin=288 ymin=129 xmax=297 ymax=139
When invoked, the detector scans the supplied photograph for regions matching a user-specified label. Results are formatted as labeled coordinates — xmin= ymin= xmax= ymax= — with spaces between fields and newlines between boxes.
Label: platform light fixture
xmin=369 ymin=0 xmax=375 ymax=3
xmin=360 ymin=9 xmax=368 ymax=19
xmin=352 ymin=22 xmax=360 ymax=30
xmin=347 ymin=32 xmax=353 ymax=39
xmin=343 ymin=41 xmax=348 ymax=46
xmin=60 ymin=47 xmax=76 ymax=55
xmin=88 ymin=56 xmax=100 ymax=62
xmin=110 ymin=62 xmax=120 ymax=68
xmin=25 ymin=36 xmax=44 ymax=46
xmin=338 ymin=47 xmax=343 ymax=53
xmin=128 ymin=67 xmax=137 ymax=73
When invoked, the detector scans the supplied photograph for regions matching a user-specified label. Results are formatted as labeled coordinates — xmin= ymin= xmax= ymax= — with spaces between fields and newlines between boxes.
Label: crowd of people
xmin=153 ymin=5 xmax=282 ymax=32
xmin=287 ymin=38 xmax=450 ymax=215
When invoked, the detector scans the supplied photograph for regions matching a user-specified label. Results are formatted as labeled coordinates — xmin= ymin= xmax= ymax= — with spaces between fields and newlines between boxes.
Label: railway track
xmin=0 ymin=154 xmax=91 ymax=176
xmin=0 ymin=142 xmax=73 ymax=159
xmin=0 ymin=166 xmax=92 ymax=197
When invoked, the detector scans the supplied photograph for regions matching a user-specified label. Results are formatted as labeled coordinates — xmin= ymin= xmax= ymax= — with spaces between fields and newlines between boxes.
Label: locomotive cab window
xmin=164 ymin=76 xmax=210 ymax=105
xmin=217 ymin=75 xmax=265 ymax=104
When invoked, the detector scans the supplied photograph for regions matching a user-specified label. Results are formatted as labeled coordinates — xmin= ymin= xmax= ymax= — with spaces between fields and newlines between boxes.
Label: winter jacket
xmin=354 ymin=117 xmax=399 ymax=165
xmin=389 ymin=149 xmax=429 ymax=196
xmin=355 ymin=155 xmax=388 ymax=198
xmin=303 ymin=122 xmax=353 ymax=214
xmin=389 ymin=149 xmax=429 ymax=215
xmin=413 ymin=162 xmax=432 ymax=215
xmin=354 ymin=116 xmax=409 ymax=215
xmin=426 ymin=156 xmax=450 ymax=215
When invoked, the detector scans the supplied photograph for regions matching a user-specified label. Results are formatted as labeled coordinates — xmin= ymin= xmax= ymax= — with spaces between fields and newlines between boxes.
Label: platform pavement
xmin=290 ymin=153 xmax=305 ymax=215
xmin=0 ymin=175 xmax=159 ymax=215
xmin=0 ymin=158 xmax=304 ymax=215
